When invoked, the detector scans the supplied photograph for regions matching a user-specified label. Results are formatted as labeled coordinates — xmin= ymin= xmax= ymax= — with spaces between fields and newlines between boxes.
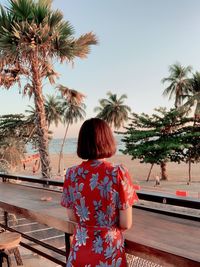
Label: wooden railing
xmin=0 ymin=173 xmax=200 ymax=267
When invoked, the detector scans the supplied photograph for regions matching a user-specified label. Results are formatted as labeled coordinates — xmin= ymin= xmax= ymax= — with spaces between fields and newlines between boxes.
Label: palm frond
xmin=162 ymin=63 xmax=192 ymax=107
xmin=9 ymin=0 xmax=34 ymax=21
xmin=72 ymin=32 xmax=98 ymax=58
xmin=57 ymin=84 xmax=85 ymax=104
xmin=94 ymin=91 xmax=131 ymax=129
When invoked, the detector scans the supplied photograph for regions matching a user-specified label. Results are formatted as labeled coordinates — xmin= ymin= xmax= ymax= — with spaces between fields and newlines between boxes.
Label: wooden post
xmin=65 ymin=233 xmax=71 ymax=262
xmin=0 ymin=251 xmax=3 ymax=267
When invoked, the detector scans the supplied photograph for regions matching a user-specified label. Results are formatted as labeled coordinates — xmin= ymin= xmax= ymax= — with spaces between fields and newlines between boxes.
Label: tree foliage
xmin=0 ymin=113 xmax=38 ymax=171
xmin=121 ymin=108 xmax=200 ymax=181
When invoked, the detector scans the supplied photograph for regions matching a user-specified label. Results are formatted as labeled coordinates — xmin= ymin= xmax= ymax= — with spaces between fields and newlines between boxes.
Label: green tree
xmin=0 ymin=137 xmax=25 ymax=172
xmin=94 ymin=91 xmax=131 ymax=129
xmin=169 ymin=122 xmax=200 ymax=184
xmin=57 ymin=85 xmax=86 ymax=174
xmin=0 ymin=114 xmax=37 ymax=145
xmin=121 ymin=108 xmax=193 ymax=181
xmin=162 ymin=64 xmax=200 ymax=182
xmin=0 ymin=114 xmax=38 ymax=171
xmin=181 ymin=71 xmax=200 ymax=180
xmin=0 ymin=0 xmax=97 ymax=178
xmin=162 ymin=63 xmax=192 ymax=108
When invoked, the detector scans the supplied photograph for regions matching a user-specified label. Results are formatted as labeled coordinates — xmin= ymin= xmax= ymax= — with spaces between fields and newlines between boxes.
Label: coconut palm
xmin=25 ymin=95 xmax=62 ymax=154
xmin=94 ymin=91 xmax=131 ymax=129
xmin=44 ymin=95 xmax=62 ymax=128
xmin=0 ymin=0 xmax=97 ymax=178
xmin=26 ymin=94 xmax=62 ymax=127
xmin=162 ymin=63 xmax=192 ymax=108
xmin=57 ymin=85 xmax=86 ymax=174
xmin=181 ymin=72 xmax=200 ymax=120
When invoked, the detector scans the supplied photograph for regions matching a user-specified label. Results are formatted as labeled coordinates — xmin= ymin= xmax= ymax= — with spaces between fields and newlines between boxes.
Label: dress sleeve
xmin=117 ymin=165 xmax=138 ymax=210
xmin=61 ymin=168 xmax=74 ymax=209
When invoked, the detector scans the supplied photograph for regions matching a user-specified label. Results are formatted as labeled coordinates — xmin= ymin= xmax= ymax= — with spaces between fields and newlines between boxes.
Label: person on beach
xmin=23 ymin=162 xmax=26 ymax=170
xmin=154 ymin=174 xmax=160 ymax=187
xmin=32 ymin=159 xmax=40 ymax=175
xmin=32 ymin=161 xmax=36 ymax=174
xmin=61 ymin=118 xmax=138 ymax=267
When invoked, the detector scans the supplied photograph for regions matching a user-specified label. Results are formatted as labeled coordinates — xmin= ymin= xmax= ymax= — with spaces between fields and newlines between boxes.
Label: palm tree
xmin=181 ymin=72 xmax=200 ymax=120
xmin=0 ymin=0 xmax=97 ymax=178
xmin=26 ymin=95 xmax=62 ymax=155
xmin=57 ymin=85 xmax=86 ymax=174
xmin=94 ymin=91 xmax=131 ymax=129
xmin=26 ymin=94 xmax=62 ymax=128
xmin=45 ymin=95 xmax=62 ymax=128
xmin=162 ymin=63 xmax=192 ymax=108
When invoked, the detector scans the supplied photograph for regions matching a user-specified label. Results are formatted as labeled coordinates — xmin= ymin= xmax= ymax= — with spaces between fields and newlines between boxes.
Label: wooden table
xmin=0 ymin=182 xmax=199 ymax=266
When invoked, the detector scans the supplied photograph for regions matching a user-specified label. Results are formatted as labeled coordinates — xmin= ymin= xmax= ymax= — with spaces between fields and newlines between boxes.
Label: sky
xmin=1 ymin=0 xmax=200 ymax=137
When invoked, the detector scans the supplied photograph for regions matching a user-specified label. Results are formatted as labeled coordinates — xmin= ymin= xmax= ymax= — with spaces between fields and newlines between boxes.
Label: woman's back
xmin=61 ymin=159 xmax=137 ymax=267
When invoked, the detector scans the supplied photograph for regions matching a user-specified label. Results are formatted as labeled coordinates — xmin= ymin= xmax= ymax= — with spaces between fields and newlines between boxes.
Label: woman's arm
xmin=119 ymin=206 xmax=133 ymax=230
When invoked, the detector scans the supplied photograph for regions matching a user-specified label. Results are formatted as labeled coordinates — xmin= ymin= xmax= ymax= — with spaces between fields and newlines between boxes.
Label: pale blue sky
xmin=1 ymin=0 xmax=200 ymax=137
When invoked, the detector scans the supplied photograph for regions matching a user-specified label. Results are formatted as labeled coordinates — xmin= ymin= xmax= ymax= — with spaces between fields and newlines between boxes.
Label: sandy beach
xmin=52 ymin=154 xmax=200 ymax=181
xmin=19 ymin=153 xmax=200 ymax=196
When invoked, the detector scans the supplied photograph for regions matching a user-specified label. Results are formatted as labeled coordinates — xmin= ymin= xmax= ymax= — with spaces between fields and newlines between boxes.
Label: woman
xmin=61 ymin=118 xmax=138 ymax=267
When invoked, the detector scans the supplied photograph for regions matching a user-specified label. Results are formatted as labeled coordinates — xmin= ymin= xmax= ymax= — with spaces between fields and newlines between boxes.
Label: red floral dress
xmin=61 ymin=159 xmax=138 ymax=267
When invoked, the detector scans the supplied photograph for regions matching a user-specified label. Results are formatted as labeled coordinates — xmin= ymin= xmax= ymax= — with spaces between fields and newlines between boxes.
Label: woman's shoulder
xmin=65 ymin=164 xmax=81 ymax=174
xmin=108 ymin=162 xmax=128 ymax=172
xmin=103 ymin=161 xmax=129 ymax=176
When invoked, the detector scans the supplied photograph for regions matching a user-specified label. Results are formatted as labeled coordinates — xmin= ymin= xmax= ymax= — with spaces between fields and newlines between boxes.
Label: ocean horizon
xmin=27 ymin=135 xmax=125 ymax=155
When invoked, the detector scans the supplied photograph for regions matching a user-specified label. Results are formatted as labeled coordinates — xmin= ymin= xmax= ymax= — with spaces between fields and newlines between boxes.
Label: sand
xmin=19 ymin=153 xmax=200 ymax=196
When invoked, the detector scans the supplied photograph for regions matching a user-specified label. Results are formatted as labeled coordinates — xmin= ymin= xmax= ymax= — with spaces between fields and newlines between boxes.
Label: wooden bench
xmin=0 ymin=232 xmax=23 ymax=267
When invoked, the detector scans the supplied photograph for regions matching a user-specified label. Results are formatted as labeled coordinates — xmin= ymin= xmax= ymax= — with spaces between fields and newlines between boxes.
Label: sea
xmin=27 ymin=135 xmax=125 ymax=155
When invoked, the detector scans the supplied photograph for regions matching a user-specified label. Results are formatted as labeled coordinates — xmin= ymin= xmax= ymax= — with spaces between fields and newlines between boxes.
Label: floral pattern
xmin=61 ymin=159 xmax=138 ymax=267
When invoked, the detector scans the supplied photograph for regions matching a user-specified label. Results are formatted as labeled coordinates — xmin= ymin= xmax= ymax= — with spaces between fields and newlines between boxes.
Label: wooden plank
xmin=0 ymin=182 xmax=75 ymax=234
xmin=0 ymin=182 xmax=199 ymax=265
xmin=126 ymin=209 xmax=200 ymax=261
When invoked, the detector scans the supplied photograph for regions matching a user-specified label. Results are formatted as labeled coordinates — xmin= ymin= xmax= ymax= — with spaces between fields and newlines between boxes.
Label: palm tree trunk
xmin=160 ymin=161 xmax=168 ymax=180
xmin=25 ymin=126 xmax=36 ymax=144
xmin=58 ymin=121 xmax=70 ymax=175
xmin=146 ymin=163 xmax=154 ymax=181
xmin=194 ymin=99 xmax=200 ymax=122
xmin=31 ymin=50 xmax=51 ymax=179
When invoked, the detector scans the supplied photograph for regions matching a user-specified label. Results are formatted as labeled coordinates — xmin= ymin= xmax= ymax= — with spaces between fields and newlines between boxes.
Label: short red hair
xmin=77 ymin=118 xmax=116 ymax=159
